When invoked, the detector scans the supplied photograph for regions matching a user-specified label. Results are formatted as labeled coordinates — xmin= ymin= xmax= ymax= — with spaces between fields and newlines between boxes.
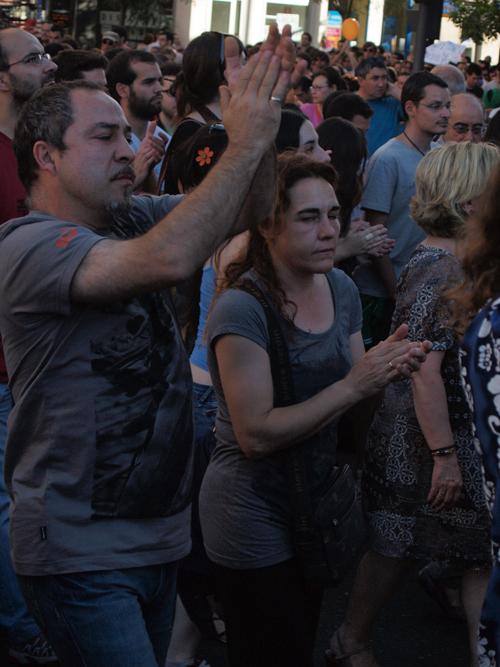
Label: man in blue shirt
xmin=356 ymin=56 xmax=404 ymax=156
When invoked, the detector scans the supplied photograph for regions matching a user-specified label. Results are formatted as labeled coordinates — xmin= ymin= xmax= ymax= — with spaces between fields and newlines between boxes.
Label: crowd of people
xmin=0 ymin=16 xmax=499 ymax=667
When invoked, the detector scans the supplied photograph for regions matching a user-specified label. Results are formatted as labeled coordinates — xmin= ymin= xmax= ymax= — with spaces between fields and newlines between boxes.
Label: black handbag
xmin=239 ymin=280 xmax=367 ymax=588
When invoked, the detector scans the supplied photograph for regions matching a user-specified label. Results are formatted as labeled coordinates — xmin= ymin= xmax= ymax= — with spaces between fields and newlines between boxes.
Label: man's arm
xmin=72 ymin=41 xmax=293 ymax=304
xmin=364 ymin=208 xmax=397 ymax=299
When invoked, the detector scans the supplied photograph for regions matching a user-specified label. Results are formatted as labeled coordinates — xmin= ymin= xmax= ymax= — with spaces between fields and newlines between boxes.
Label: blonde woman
xmin=327 ymin=142 xmax=500 ymax=667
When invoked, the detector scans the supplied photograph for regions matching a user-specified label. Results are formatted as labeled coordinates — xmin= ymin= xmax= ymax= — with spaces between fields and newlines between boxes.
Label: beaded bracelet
xmin=431 ymin=445 xmax=457 ymax=457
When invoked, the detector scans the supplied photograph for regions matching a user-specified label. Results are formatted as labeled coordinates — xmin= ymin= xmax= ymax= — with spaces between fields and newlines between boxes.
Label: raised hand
xmin=221 ymin=24 xmax=296 ymax=157
xmin=132 ymin=121 xmax=168 ymax=188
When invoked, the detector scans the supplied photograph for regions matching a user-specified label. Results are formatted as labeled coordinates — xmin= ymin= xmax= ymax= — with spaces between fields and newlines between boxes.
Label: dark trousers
xmin=219 ymin=558 xmax=323 ymax=667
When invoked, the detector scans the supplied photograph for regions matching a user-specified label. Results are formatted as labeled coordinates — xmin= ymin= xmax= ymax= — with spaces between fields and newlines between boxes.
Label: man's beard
xmin=129 ymin=89 xmax=161 ymax=121
xmin=10 ymin=71 xmax=54 ymax=111
xmin=10 ymin=73 xmax=39 ymax=111
xmin=106 ymin=196 xmax=133 ymax=222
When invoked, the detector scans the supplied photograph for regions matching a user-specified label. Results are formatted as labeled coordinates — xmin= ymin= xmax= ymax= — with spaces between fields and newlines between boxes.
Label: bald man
xmin=444 ymin=92 xmax=484 ymax=143
xmin=430 ymin=64 xmax=465 ymax=96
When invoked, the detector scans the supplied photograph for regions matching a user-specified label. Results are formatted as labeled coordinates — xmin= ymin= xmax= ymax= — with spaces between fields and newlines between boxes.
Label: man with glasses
xmin=356 ymin=56 xmax=404 ymax=156
xmin=356 ymin=72 xmax=450 ymax=348
xmin=100 ymin=30 xmax=120 ymax=55
xmin=0 ymin=27 xmax=57 ymax=665
xmin=443 ymin=92 xmax=484 ymax=144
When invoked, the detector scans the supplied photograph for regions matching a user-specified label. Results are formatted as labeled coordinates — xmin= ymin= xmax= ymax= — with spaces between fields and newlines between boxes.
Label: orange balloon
xmin=342 ymin=18 xmax=359 ymax=40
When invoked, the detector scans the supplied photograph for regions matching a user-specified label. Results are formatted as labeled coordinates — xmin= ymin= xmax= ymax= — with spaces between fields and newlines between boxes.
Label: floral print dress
xmin=461 ymin=296 xmax=500 ymax=666
xmin=363 ymin=246 xmax=491 ymax=568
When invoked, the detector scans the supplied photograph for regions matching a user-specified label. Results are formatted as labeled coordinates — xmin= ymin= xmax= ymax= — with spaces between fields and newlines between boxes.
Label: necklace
xmin=403 ymin=130 xmax=426 ymax=156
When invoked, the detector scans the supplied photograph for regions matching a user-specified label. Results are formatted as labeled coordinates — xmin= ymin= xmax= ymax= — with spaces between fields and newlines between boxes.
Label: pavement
xmin=1 ymin=572 xmax=469 ymax=666
xmin=201 ymin=570 xmax=470 ymax=667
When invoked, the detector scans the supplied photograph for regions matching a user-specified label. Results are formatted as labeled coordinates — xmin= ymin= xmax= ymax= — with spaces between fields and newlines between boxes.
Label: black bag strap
xmin=197 ymin=106 xmax=221 ymax=124
xmin=237 ymin=281 xmax=316 ymax=543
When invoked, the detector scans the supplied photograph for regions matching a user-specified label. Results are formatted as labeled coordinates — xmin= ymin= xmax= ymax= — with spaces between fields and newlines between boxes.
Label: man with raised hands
xmin=0 ymin=25 xmax=294 ymax=667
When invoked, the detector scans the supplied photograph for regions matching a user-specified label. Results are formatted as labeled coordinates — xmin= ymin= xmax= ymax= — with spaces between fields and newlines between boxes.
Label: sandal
xmin=417 ymin=564 xmax=465 ymax=621
xmin=324 ymin=631 xmax=372 ymax=666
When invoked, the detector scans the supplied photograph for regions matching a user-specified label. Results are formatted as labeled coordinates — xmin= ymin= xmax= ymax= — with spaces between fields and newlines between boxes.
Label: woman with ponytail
xmin=158 ymin=31 xmax=245 ymax=194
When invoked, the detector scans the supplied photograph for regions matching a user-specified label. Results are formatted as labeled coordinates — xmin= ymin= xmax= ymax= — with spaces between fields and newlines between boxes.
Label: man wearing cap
xmin=100 ymin=30 xmax=120 ymax=55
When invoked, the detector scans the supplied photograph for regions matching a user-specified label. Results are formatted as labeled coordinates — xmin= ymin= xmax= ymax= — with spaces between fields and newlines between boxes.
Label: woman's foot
xmin=325 ymin=628 xmax=379 ymax=667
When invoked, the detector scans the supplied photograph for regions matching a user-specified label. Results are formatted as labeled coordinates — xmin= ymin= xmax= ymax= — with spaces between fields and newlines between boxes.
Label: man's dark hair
xmin=14 ymin=80 xmax=101 ymax=191
xmin=160 ymin=61 xmax=181 ymax=78
xmin=311 ymin=49 xmax=329 ymax=66
xmin=355 ymin=56 xmax=386 ymax=78
xmin=45 ymin=42 xmax=69 ymax=58
xmin=61 ymin=37 xmax=78 ymax=49
xmin=112 ymin=25 xmax=128 ymax=42
xmin=314 ymin=66 xmax=347 ymax=91
xmin=103 ymin=46 xmax=124 ymax=63
xmin=401 ymin=71 xmax=448 ymax=119
xmin=106 ymin=50 xmax=158 ymax=102
xmin=296 ymin=52 xmax=311 ymax=68
xmin=157 ymin=28 xmax=174 ymax=42
xmin=323 ymin=91 xmax=373 ymax=121
xmin=50 ymin=23 xmax=65 ymax=37
xmin=54 ymin=50 xmax=108 ymax=82
xmin=466 ymin=63 xmax=482 ymax=77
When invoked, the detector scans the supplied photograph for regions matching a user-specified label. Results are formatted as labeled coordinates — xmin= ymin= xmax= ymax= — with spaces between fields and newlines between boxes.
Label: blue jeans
xmin=186 ymin=383 xmax=217 ymax=575
xmin=19 ymin=562 xmax=178 ymax=667
xmin=0 ymin=383 xmax=40 ymax=645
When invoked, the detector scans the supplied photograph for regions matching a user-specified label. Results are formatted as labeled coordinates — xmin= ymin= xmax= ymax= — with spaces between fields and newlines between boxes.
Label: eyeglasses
xmin=452 ymin=122 xmax=484 ymax=136
xmin=4 ymin=51 xmax=51 ymax=69
xmin=101 ymin=39 xmax=115 ymax=45
xmin=312 ymin=83 xmax=329 ymax=90
xmin=420 ymin=101 xmax=451 ymax=111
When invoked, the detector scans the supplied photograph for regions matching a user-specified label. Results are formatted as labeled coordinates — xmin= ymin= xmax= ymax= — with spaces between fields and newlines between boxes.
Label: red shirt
xmin=0 ymin=131 xmax=28 ymax=383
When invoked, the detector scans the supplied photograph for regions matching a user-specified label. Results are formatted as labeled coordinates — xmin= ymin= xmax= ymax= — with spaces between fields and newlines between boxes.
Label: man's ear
xmin=0 ymin=69 xmax=11 ymax=93
xmin=404 ymin=99 xmax=416 ymax=119
xmin=32 ymin=141 xmax=58 ymax=176
xmin=115 ymin=82 xmax=130 ymax=101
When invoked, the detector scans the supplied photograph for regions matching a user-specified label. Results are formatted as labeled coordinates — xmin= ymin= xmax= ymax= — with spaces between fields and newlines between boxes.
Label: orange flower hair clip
xmin=195 ymin=147 xmax=214 ymax=167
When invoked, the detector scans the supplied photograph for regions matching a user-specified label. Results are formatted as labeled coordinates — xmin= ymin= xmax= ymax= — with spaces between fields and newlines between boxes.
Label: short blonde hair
xmin=410 ymin=142 xmax=499 ymax=238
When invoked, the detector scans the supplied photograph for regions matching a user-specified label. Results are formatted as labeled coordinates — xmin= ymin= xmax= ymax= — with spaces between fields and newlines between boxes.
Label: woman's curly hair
xmin=219 ymin=152 xmax=337 ymax=323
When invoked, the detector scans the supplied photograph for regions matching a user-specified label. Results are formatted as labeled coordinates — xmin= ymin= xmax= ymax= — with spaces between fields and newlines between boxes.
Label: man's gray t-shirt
xmin=199 ymin=269 xmax=362 ymax=569
xmin=355 ymin=138 xmax=426 ymax=298
xmin=0 ymin=194 xmax=194 ymax=576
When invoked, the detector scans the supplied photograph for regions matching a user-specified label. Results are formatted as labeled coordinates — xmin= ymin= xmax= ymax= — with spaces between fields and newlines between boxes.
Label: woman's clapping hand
xmin=344 ymin=324 xmax=432 ymax=399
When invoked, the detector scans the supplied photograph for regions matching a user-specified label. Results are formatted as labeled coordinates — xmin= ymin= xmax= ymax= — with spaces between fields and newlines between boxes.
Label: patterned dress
xmin=461 ymin=296 xmax=500 ymax=666
xmin=363 ymin=245 xmax=491 ymax=569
